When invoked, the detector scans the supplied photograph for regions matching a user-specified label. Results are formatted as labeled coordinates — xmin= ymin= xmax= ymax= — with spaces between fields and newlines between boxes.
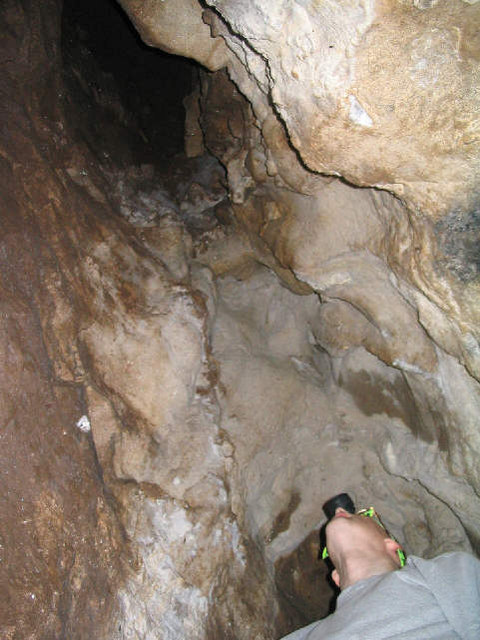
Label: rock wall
xmin=2 ymin=0 xmax=480 ymax=639
xmin=121 ymin=0 xmax=480 ymax=615
xmin=0 ymin=2 xmax=289 ymax=638
xmin=0 ymin=2 xmax=126 ymax=637
xmin=121 ymin=0 xmax=480 ymax=537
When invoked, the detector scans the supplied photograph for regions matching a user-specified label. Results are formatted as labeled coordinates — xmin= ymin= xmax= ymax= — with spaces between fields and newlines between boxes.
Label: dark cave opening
xmin=59 ymin=0 xmax=229 ymax=234
xmin=60 ymin=0 xmax=198 ymax=164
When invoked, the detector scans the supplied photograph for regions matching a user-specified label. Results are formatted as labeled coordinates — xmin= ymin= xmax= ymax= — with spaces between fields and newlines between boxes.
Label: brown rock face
xmin=2 ymin=0 xmax=480 ymax=639
xmin=0 ymin=2 xmax=126 ymax=638
xmin=0 ymin=291 xmax=125 ymax=639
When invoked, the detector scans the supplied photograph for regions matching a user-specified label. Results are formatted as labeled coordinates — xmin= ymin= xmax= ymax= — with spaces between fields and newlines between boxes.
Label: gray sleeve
xmin=411 ymin=552 xmax=480 ymax=640
xmin=278 ymin=620 xmax=321 ymax=640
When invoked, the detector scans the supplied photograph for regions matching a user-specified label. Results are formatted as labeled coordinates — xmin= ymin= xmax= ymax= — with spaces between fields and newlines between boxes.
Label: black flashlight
xmin=322 ymin=493 xmax=356 ymax=521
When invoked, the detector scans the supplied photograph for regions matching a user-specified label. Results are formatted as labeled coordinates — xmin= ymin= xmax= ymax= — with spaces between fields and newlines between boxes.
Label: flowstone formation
xmin=2 ymin=1 xmax=480 ymax=639
xmin=121 ymin=0 xmax=480 ymax=536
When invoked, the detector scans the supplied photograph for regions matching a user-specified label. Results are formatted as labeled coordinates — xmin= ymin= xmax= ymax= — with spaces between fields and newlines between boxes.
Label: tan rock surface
xmin=207 ymin=261 xmax=475 ymax=619
xmin=201 ymin=0 xmax=480 ymax=214
xmin=118 ymin=0 xmax=229 ymax=71
xmin=170 ymin=1 xmax=480 ymax=513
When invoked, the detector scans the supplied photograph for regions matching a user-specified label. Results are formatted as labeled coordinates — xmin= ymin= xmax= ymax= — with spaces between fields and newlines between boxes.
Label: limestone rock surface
xmin=204 ymin=0 xmax=480 ymax=215
xmin=123 ymin=0 xmax=480 ymax=214
xmin=118 ymin=0 xmax=229 ymax=71
xmin=2 ymin=0 xmax=480 ymax=639
xmin=125 ymin=0 xmax=480 ymax=569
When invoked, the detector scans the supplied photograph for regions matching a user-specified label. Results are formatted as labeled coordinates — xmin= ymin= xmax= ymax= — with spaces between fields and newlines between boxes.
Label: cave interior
xmin=1 ymin=0 xmax=480 ymax=638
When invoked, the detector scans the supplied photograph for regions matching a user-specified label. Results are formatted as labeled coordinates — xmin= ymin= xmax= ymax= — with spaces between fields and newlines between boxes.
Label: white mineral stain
xmin=348 ymin=94 xmax=373 ymax=127
xmin=75 ymin=415 xmax=91 ymax=432
xmin=384 ymin=441 xmax=397 ymax=470
xmin=118 ymin=549 xmax=208 ymax=640
xmin=228 ymin=520 xmax=246 ymax=566
xmin=392 ymin=359 xmax=430 ymax=377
